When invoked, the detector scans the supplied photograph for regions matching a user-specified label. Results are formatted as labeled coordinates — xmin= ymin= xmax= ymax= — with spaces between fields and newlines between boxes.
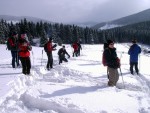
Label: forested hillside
xmin=0 ymin=18 xmax=150 ymax=45
xmin=0 ymin=18 xmax=100 ymax=45
xmin=100 ymin=21 xmax=150 ymax=45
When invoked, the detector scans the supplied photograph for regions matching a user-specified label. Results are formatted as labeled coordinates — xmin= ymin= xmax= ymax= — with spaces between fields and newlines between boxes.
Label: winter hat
xmin=49 ymin=38 xmax=52 ymax=41
xmin=107 ymin=39 xmax=114 ymax=45
xmin=132 ymin=39 xmax=137 ymax=43
xmin=12 ymin=31 xmax=17 ymax=36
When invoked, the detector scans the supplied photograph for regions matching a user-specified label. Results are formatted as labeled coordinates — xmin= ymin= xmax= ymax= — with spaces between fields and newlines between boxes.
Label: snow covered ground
xmin=0 ymin=43 xmax=150 ymax=113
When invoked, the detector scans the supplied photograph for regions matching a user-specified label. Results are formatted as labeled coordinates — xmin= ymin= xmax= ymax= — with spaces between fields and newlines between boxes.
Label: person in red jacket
xmin=72 ymin=41 xmax=78 ymax=57
xmin=7 ymin=32 xmax=20 ymax=68
xmin=18 ymin=33 xmax=32 ymax=75
xmin=44 ymin=38 xmax=57 ymax=70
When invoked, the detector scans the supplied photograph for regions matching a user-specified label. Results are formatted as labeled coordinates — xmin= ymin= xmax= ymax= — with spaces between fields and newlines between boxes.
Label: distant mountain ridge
xmin=0 ymin=15 xmax=97 ymax=27
xmin=69 ymin=21 xmax=99 ymax=27
xmin=0 ymin=15 xmax=52 ymax=23
xmin=92 ymin=8 xmax=150 ymax=30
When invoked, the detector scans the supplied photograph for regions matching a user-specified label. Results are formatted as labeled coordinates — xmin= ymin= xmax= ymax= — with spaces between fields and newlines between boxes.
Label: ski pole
xmin=138 ymin=54 xmax=140 ymax=73
xmin=16 ymin=51 xmax=18 ymax=69
xmin=32 ymin=51 xmax=34 ymax=68
xmin=41 ymin=50 xmax=43 ymax=66
xmin=119 ymin=67 xmax=125 ymax=88
xmin=107 ymin=67 xmax=109 ymax=79
xmin=119 ymin=52 xmax=125 ymax=88
xmin=17 ymin=50 xmax=20 ymax=67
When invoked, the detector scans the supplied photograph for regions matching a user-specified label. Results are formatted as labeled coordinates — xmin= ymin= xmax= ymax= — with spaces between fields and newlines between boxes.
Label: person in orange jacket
xmin=18 ymin=33 xmax=32 ymax=75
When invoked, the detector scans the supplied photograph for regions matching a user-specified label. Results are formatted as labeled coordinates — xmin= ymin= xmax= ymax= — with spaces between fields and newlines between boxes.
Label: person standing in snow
xmin=128 ymin=39 xmax=141 ymax=75
xmin=72 ymin=41 xmax=78 ymax=57
xmin=18 ymin=33 xmax=32 ymax=75
xmin=103 ymin=40 xmax=120 ymax=86
xmin=58 ymin=45 xmax=70 ymax=65
xmin=77 ymin=41 xmax=82 ymax=56
xmin=44 ymin=38 xmax=57 ymax=70
xmin=7 ymin=31 xmax=20 ymax=68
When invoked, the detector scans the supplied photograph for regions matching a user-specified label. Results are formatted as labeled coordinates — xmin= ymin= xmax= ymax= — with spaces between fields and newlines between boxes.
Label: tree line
xmin=0 ymin=18 xmax=101 ymax=46
xmin=0 ymin=18 xmax=150 ymax=45
xmin=100 ymin=21 xmax=150 ymax=45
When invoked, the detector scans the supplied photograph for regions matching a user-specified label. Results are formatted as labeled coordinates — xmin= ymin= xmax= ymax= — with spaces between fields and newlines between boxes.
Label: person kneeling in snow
xmin=58 ymin=45 xmax=70 ymax=65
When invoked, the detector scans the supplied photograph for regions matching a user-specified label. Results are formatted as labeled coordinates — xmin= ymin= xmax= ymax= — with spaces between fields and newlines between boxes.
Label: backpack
xmin=44 ymin=43 xmax=48 ymax=52
xmin=102 ymin=51 xmax=107 ymax=66
xmin=6 ymin=40 xmax=11 ymax=50
xmin=103 ymin=42 xmax=108 ymax=50
xmin=102 ymin=43 xmax=108 ymax=66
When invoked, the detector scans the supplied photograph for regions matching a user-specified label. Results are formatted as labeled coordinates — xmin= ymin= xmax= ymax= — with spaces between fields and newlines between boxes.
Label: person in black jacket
xmin=77 ymin=41 xmax=82 ymax=56
xmin=58 ymin=45 xmax=70 ymax=64
xmin=103 ymin=40 xmax=120 ymax=86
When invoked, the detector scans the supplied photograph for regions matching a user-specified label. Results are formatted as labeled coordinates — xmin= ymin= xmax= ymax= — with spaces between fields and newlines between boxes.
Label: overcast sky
xmin=0 ymin=0 xmax=150 ymax=23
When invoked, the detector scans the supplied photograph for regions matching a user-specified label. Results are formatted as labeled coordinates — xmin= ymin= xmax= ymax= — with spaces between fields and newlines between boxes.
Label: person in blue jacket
xmin=128 ymin=39 xmax=141 ymax=75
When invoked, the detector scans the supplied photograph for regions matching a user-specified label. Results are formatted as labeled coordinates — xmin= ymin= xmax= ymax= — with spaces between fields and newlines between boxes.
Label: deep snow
xmin=0 ymin=43 xmax=150 ymax=113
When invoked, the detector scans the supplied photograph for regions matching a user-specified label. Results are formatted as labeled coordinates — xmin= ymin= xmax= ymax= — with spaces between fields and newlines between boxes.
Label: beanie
xmin=132 ymin=39 xmax=137 ymax=43
xmin=49 ymin=38 xmax=52 ymax=42
xmin=107 ymin=39 xmax=113 ymax=45
xmin=12 ymin=32 xmax=17 ymax=36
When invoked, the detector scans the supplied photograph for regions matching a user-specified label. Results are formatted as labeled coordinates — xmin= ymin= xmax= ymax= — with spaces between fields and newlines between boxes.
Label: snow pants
xmin=59 ymin=55 xmax=68 ymax=64
xmin=73 ymin=50 xmax=78 ymax=57
xmin=130 ymin=62 xmax=138 ymax=75
xmin=11 ymin=51 xmax=20 ymax=68
xmin=46 ymin=52 xmax=53 ymax=69
xmin=107 ymin=67 xmax=119 ymax=86
xmin=20 ymin=57 xmax=31 ymax=75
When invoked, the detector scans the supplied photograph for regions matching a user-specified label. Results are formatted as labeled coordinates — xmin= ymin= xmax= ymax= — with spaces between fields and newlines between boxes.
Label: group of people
xmin=44 ymin=39 xmax=82 ymax=70
xmin=7 ymin=33 xmax=142 ymax=87
xmin=72 ymin=41 xmax=82 ymax=57
xmin=102 ymin=39 xmax=141 ymax=87
xmin=7 ymin=33 xmax=83 ymax=74
xmin=7 ymin=32 xmax=32 ymax=75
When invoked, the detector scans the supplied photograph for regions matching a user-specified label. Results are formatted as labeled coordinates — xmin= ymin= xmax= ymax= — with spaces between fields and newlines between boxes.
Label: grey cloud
xmin=0 ymin=0 xmax=150 ymax=23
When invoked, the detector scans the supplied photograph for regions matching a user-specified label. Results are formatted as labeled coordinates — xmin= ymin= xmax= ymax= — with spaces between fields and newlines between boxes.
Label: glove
xmin=116 ymin=57 xmax=120 ymax=68
xmin=53 ymin=44 xmax=57 ymax=48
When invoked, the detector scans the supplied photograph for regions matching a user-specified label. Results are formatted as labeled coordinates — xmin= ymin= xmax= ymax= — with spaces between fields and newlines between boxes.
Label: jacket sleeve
xmin=58 ymin=49 xmax=61 ymax=56
xmin=27 ymin=43 xmax=32 ymax=51
xmin=65 ymin=50 xmax=70 ymax=57
xmin=128 ymin=47 xmax=131 ymax=55
xmin=8 ymin=38 xmax=15 ymax=47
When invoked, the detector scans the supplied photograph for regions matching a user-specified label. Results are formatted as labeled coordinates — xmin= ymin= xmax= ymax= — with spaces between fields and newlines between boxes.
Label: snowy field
xmin=0 ymin=43 xmax=150 ymax=113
